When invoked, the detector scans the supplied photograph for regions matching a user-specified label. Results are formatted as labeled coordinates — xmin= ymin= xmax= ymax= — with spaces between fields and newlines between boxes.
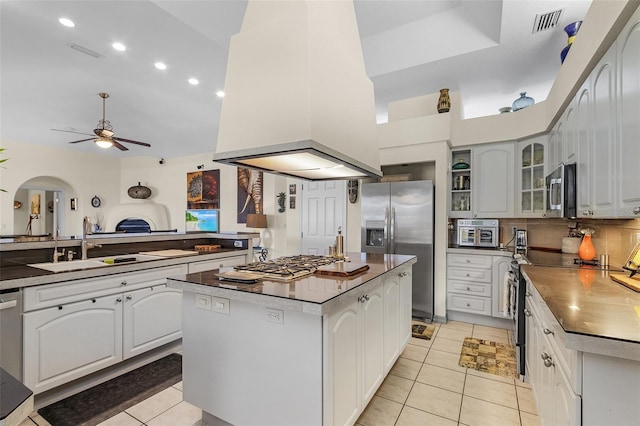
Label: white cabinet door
xmin=591 ymin=48 xmax=617 ymax=217
xmin=517 ymin=137 xmax=547 ymax=217
xmin=123 ymin=285 xmax=182 ymax=359
xmin=491 ymin=256 xmax=511 ymax=318
xmin=23 ymin=294 xmax=123 ymax=394
xmin=326 ymin=300 xmax=360 ymax=426
xmin=576 ymin=82 xmax=593 ymax=217
xmin=383 ymin=273 xmax=401 ymax=373
xmin=548 ymin=120 xmax=561 ymax=171
xmin=553 ymin=366 xmax=582 ymax=426
xmin=398 ymin=267 xmax=412 ymax=349
xmin=617 ymin=10 xmax=640 ymax=217
xmin=563 ymin=102 xmax=577 ymax=165
xmin=472 ymin=142 xmax=515 ymax=218
xmin=360 ymin=285 xmax=384 ymax=405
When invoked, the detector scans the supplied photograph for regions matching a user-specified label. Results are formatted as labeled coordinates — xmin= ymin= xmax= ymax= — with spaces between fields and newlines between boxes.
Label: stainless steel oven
xmin=510 ymin=256 xmax=527 ymax=379
xmin=456 ymin=219 xmax=499 ymax=248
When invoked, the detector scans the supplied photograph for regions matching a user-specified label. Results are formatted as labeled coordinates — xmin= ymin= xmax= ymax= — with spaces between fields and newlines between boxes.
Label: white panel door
xmin=123 ymin=285 xmax=182 ymax=359
xmin=23 ymin=294 xmax=123 ymax=393
xmin=301 ymin=180 xmax=346 ymax=255
xmin=591 ymin=49 xmax=617 ymax=216
xmin=617 ymin=11 xmax=640 ymax=216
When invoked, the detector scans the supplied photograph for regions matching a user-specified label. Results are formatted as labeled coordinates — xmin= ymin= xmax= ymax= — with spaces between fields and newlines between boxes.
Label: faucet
xmin=81 ymin=216 xmax=101 ymax=260
xmin=52 ymin=227 xmax=65 ymax=263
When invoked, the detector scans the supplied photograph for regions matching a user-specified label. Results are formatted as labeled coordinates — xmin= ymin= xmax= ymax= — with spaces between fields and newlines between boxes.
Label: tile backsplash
xmin=496 ymin=218 xmax=640 ymax=267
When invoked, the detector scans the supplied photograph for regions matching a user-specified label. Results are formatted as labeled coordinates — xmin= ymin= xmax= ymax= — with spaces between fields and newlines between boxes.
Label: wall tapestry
xmin=237 ymin=168 xmax=263 ymax=223
xmin=187 ymin=169 xmax=220 ymax=210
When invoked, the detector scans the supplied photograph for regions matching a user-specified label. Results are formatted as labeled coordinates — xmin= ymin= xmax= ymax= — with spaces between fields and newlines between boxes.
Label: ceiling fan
xmin=51 ymin=92 xmax=151 ymax=151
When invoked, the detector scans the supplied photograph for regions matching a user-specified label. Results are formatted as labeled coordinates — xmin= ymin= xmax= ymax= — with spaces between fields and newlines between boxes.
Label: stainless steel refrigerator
xmin=361 ymin=181 xmax=434 ymax=321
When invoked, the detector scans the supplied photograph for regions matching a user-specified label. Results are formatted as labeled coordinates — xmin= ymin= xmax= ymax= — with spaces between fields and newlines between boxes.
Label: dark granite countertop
xmin=522 ymin=265 xmax=640 ymax=348
xmin=168 ymin=253 xmax=417 ymax=307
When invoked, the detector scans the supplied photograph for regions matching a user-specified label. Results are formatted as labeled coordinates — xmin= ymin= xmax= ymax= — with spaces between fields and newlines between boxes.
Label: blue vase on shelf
xmin=512 ymin=92 xmax=534 ymax=111
xmin=561 ymin=21 xmax=583 ymax=63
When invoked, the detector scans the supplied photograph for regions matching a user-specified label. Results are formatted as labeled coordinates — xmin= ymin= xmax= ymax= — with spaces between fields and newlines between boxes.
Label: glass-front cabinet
xmin=517 ymin=136 xmax=547 ymax=217
xmin=450 ymin=149 xmax=471 ymax=218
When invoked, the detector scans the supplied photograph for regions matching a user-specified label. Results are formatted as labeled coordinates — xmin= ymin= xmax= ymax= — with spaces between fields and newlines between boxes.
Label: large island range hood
xmin=214 ymin=0 xmax=382 ymax=181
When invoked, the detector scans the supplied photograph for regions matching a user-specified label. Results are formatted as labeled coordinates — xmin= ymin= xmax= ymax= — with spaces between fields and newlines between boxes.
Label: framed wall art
xmin=187 ymin=169 xmax=220 ymax=210
xmin=237 ymin=168 xmax=263 ymax=223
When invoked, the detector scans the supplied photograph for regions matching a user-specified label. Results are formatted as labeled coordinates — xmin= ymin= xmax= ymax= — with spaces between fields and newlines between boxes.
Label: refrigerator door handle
xmin=384 ymin=207 xmax=390 ymax=249
xmin=390 ymin=207 xmax=396 ymax=253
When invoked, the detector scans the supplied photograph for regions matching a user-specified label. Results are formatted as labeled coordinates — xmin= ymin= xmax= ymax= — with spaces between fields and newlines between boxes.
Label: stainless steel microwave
xmin=456 ymin=219 xmax=500 ymax=248
xmin=546 ymin=163 xmax=577 ymax=218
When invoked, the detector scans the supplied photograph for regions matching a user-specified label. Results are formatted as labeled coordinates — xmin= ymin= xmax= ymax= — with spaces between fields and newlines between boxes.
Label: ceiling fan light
xmin=95 ymin=138 xmax=113 ymax=149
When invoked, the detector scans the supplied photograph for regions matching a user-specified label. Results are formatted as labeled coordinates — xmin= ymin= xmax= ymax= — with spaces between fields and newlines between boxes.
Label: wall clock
xmin=91 ymin=196 xmax=101 ymax=208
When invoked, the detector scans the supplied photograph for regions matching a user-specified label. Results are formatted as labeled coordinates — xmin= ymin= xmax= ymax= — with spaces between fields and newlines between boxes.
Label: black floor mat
xmin=39 ymin=353 xmax=182 ymax=426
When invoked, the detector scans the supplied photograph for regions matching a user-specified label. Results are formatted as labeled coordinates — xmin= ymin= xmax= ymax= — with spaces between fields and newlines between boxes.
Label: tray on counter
xmin=215 ymin=270 xmax=262 ymax=284
xmin=314 ymin=262 xmax=369 ymax=277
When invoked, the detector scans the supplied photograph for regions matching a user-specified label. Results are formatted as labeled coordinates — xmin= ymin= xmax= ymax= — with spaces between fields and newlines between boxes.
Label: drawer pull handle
xmin=466 ymin=303 xmax=471 ymax=307
xmin=466 ymin=259 xmax=470 ymax=263
xmin=399 ymin=272 xmax=407 ymax=277
xmin=126 ymin=295 xmax=132 ymax=300
xmin=358 ymin=295 xmax=370 ymax=303
xmin=544 ymin=358 xmax=554 ymax=368
xmin=58 ymin=305 xmax=63 ymax=310
xmin=466 ymin=287 xmax=471 ymax=291
xmin=541 ymin=352 xmax=550 ymax=360
xmin=524 ymin=308 xmax=532 ymax=317
xmin=121 ymin=281 xmax=128 ymax=286
xmin=116 ymin=297 xmax=122 ymax=303
xmin=92 ymin=299 xmax=96 ymax=303
xmin=543 ymin=328 xmax=554 ymax=335
xmin=634 ymin=206 xmax=640 ymax=215
xmin=466 ymin=273 xmax=470 ymax=277
xmin=525 ymin=292 xmax=531 ymax=297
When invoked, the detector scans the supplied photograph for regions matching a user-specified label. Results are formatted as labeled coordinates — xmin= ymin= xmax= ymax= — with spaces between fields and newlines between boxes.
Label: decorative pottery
xmin=561 ymin=21 xmax=582 ymax=63
xmin=512 ymin=92 xmax=535 ymax=111
xmin=578 ymin=231 xmax=596 ymax=261
xmin=128 ymin=182 xmax=152 ymax=199
xmin=437 ymin=88 xmax=451 ymax=113
xmin=452 ymin=158 xmax=469 ymax=170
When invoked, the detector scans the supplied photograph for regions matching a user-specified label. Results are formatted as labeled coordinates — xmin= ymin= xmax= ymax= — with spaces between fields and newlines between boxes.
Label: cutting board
xmin=139 ymin=249 xmax=199 ymax=257
xmin=611 ymin=273 xmax=640 ymax=292
xmin=194 ymin=244 xmax=222 ymax=252
xmin=314 ymin=262 xmax=369 ymax=277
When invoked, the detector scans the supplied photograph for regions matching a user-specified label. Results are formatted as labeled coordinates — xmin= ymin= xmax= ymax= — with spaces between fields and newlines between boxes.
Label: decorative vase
xmin=437 ymin=88 xmax=451 ymax=113
xmin=561 ymin=21 xmax=582 ymax=63
xmin=578 ymin=232 xmax=596 ymax=261
xmin=512 ymin=92 xmax=534 ymax=111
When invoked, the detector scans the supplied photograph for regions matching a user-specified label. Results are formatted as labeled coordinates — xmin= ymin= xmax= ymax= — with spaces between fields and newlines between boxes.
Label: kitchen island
xmin=167 ymin=252 xmax=416 ymax=426
xmin=521 ymin=265 xmax=640 ymax=426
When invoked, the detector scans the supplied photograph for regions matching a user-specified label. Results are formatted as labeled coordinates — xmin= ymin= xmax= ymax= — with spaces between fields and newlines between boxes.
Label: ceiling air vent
xmin=68 ymin=43 xmax=103 ymax=58
xmin=532 ymin=8 xmax=564 ymax=33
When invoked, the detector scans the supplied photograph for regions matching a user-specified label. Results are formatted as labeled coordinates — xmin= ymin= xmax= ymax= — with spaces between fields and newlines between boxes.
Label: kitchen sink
xmin=28 ymin=254 xmax=162 ymax=272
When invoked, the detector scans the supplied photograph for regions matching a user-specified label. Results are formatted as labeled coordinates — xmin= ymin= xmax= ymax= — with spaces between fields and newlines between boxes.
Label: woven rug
xmin=39 ymin=353 xmax=182 ymax=426
xmin=411 ymin=320 xmax=436 ymax=340
xmin=458 ymin=337 xmax=518 ymax=379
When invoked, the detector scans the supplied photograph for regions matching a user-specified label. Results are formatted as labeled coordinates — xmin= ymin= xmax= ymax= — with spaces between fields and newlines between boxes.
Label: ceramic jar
xmin=437 ymin=88 xmax=451 ymax=113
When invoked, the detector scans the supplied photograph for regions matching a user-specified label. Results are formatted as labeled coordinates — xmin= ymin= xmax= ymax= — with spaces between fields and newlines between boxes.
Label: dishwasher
xmin=0 ymin=289 xmax=22 ymax=380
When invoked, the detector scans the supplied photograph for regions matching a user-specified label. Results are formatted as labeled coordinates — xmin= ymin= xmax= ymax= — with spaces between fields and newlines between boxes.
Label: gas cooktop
xmin=233 ymin=255 xmax=339 ymax=281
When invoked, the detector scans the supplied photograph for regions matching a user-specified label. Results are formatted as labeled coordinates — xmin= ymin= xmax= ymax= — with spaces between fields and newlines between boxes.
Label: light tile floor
xmin=19 ymin=321 xmax=539 ymax=426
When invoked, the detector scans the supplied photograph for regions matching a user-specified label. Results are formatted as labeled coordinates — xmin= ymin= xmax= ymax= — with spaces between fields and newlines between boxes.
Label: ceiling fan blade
xmin=112 ymin=140 xmax=129 ymax=151
xmin=113 ymin=136 xmax=151 ymax=147
xmin=68 ymin=138 xmax=96 ymax=144
xmin=52 ymin=128 xmax=94 ymax=136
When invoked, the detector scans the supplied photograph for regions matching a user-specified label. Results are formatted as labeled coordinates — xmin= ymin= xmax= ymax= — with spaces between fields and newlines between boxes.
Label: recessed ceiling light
xmin=154 ymin=62 xmax=167 ymax=70
xmin=59 ymin=17 xmax=75 ymax=28
xmin=112 ymin=42 xmax=126 ymax=52
xmin=216 ymin=90 xmax=225 ymax=98
xmin=188 ymin=78 xmax=199 ymax=86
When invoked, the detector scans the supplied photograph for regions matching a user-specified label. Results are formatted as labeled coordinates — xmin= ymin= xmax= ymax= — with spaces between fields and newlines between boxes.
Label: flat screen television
xmin=186 ymin=209 xmax=219 ymax=232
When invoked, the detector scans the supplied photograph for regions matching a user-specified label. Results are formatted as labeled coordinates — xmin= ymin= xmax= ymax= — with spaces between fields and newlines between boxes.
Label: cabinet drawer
xmin=447 ymin=279 xmax=492 ymax=297
xmin=447 ymin=254 xmax=492 ymax=268
xmin=24 ymin=264 xmax=187 ymax=311
xmin=187 ymin=255 xmax=246 ymax=273
xmin=447 ymin=266 xmax=491 ymax=283
xmin=447 ymin=293 xmax=492 ymax=316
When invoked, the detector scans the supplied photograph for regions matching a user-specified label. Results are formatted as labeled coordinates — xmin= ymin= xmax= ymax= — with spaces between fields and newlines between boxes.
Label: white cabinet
xmin=123 ymin=285 xmax=182 ymax=359
xmin=449 ymin=149 xmax=472 ymax=218
xmin=563 ymin=101 xmax=577 ymax=165
xmin=616 ymin=8 xmax=640 ymax=217
xmin=472 ymin=142 xmax=515 ymax=218
xmin=360 ymin=285 xmax=384 ymax=404
xmin=517 ymin=136 xmax=547 ymax=217
xmin=382 ymin=272 xmax=400 ymax=373
xmin=24 ymin=294 xmax=123 ymax=394
xmin=23 ymin=265 xmax=187 ymax=394
xmin=446 ymin=253 xmax=492 ymax=316
xmin=398 ymin=268 xmax=412 ymax=349
xmin=576 ymin=80 xmax=593 ymax=216
xmin=187 ymin=255 xmax=246 ymax=273
xmin=491 ymin=256 xmax=512 ymax=318
xmin=525 ymin=282 xmax=581 ymax=426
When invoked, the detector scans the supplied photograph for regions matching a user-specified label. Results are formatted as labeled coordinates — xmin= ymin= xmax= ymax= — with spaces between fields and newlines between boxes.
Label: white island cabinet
xmin=169 ymin=253 xmax=416 ymax=426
